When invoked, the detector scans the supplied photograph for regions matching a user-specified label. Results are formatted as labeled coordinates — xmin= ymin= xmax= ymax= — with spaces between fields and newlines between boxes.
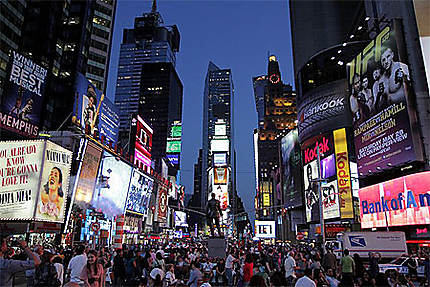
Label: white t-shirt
xmin=54 ymin=263 xmax=64 ymax=285
xmin=295 ymin=275 xmax=316 ymax=287
xmin=225 ymin=254 xmax=235 ymax=269
xmin=67 ymin=254 xmax=87 ymax=283
xmin=284 ymin=256 xmax=296 ymax=278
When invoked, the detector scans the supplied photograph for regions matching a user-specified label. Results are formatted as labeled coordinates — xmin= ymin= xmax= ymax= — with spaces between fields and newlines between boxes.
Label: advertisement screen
xmin=166 ymin=140 xmax=181 ymax=153
xmin=281 ymin=129 xmax=303 ymax=208
xmin=174 ymin=211 xmax=188 ymax=227
xmin=74 ymin=73 xmax=119 ymax=142
xmin=212 ymin=184 xmax=229 ymax=210
xmin=92 ymin=154 xmax=132 ymax=218
xmin=35 ymin=141 xmax=72 ymax=222
xmin=74 ymin=141 xmax=102 ymax=204
xmin=215 ymin=124 xmax=226 ymax=136
xmin=214 ymin=168 xmax=228 ymax=184
xmin=0 ymin=141 xmax=44 ymax=220
xmin=126 ymin=170 xmax=153 ymax=216
xmin=156 ymin=185 xmax=168 ymax=222
xmin=255 ymin=220 xmax=276 ymax=239
xmin=0 ymin=140 xmax=72 ymax=221
xmin=359 ymin=171 xmax=430 ymax=228
xmin=303 ymin=160 xmax=319 ymax=222
xmin=213 ymin=153 xmax=227 ymax=166
xmin=171 ymin=125 xmax=182 ymax=138
xmin=134 ymin=115 xmax=152 ymax=168
xmin=347 ymin=23 xmax=421 ymax=177
xmin=321 ymin=154 xmax=336 ymax=179
xmin=321 ymin=180 xmax=340 ymax=219
xmin=210 ymin=139 xmax=229 ymax=152
xmin=167 ymin=154 xmax=179 ymax=165
xmin=1 ymin=51 xmax=47 ymax=137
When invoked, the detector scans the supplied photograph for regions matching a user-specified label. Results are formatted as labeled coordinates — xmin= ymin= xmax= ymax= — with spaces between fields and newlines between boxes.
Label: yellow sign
xmin=263 ymin=193 xmax=270 ymax=207
xmin=333 ymin=128 xmax=354 ymax=219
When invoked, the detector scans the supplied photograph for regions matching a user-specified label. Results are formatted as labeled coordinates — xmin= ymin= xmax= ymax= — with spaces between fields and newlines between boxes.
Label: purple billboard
xmin=347 ymin=21 xmax=422 ymax=177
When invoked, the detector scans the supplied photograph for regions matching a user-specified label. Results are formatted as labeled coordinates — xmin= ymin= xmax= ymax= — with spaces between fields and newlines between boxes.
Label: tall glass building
xmin=114 ymin=5 xmax=180 ymax=150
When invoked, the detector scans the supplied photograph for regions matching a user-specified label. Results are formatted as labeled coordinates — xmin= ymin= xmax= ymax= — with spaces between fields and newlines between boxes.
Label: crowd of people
xmin=1 ymin=235 xmax=430 ymax=287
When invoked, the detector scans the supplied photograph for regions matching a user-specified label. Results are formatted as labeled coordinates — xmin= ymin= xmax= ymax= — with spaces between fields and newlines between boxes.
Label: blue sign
xmin=348 ymin=236 xmax=366 ymax=247
xmin=74 ymin=73 xmax=119 ymax=143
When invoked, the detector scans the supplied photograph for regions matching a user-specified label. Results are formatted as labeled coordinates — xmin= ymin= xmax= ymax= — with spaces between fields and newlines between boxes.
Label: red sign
xmin=302 ymin=133 xmax=334 ymax=165
xmin=156 ymin=186 xmax=168 ymax=222
xmin=359 ymin=171 xmax=430 ymax=228
xmin=134 ymin=115 xmax=152 ymax=168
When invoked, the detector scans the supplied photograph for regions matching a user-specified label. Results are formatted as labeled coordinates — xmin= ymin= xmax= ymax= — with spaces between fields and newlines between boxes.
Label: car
xmin=378 ymin=256 xmax=425 ymax=278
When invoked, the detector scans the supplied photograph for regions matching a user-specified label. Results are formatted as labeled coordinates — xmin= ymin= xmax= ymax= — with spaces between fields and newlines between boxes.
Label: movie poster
xmin=126 ymin=170 xmax=153 ymax=216
xmin=0 ymin=51 xmax=47 ymax=137
xmin=347 ymin=23 xmax=421 ymax=176
xmin=0 ymin=141 xmax=44 ymax=220
xmin=321 ymin=180 xmax=340 ymax=220
xmin=303 ymin=160 xmax=319 ymax=222
xmin=156 ymin=185 xmax=168 ymax=222
xmin=35 ymin=141 xmax=72 ymax=222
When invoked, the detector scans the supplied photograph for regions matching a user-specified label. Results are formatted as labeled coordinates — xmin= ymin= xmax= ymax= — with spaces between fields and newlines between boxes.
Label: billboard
xmin=156 ymin=185 xmax=168 ymax=222
xmin=297 ymin=80 xmax=350 ymax=142
xmin=167 ymin=154 xmax=179 ymax=165
xmin=133 ymin=115 xmax=152 ymax=168
xmin=210 ymin=139 xmax=229 ymax=152
xmin=92 ymin=153 xmax=132 ymax=219
xmin=1 ymin=51 xmax=47 ymax=137
xmin=321 ymin=180 xmax=340 ymax=220
xmin=73 ymin=73 xmax=119 ymax=142
xmin=0 ymin=140 xmax=72 ymax=222
xmin=215 ymin=124 xmax=226 ymax=136
xmin=255 ymin=220 xmax=276 ymax=239
xmin=126 ymin=169 xmax=153 ymax=216
xmin=347 ymin=23 xmax=422 ymax=177
xmin=303 ymin=160 xmax=319 ymax=222
xmin=214 ymin=168 xmax=228 ymax=184
xmin=174 ymin=211 xmax=188 ymax=227
xmin=333 ymin=128 xmax=354 ymax=219
xmin=74 ymin=141 xmax=102 ymax=204
xmin=359 ymin=171 xmax=430 ymax=228
xmin=166 ymin=140 xmax=181 ymax=153
xmin=212 ymin=184 xmax=229 ymax=210
xmin=280 ymin=129 xmax=303 ymax=208
xmin=213 ymin=153 xmax=227 ymax=166
xmin=412 ymin=0 xmax=430 ymax=91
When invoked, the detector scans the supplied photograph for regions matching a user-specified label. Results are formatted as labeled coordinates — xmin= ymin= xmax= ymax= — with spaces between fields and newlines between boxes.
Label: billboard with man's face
xmin=347 ymin=22 xmax=422 ymax=177
xmin=0 ymin=51 xmax=47 ymax=137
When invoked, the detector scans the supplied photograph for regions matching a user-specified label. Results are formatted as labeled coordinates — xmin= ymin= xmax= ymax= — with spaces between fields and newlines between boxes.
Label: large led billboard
xmin=166 ymin=140 xmax=181 ymax=153
xmin=126 ymin=169 xmax=153 ymax=216
xmin=214 ymin=168 xmax=228 ymax=184
xmin=210 ymin=139 xmax=229 ymax=152
xmin=281 ymin=129 xmax=303 ymax=208
xmin=73 ymin=73 xmax=120 ymax=142
xmin=213 ymin=153 xmax=227 ymax=166
xmin=92 ymin=153 xmax=132 ymax=218
xmin=156 ymin=185 xmax=168 ymax=222
xmin=347 ymin=22 xmax=422 ymax=177
xmin=134 ymin=115 xmax=152 ymax=168
xmin=214 ymin=124 xmax=226 ymax=136
xmin=321 ymin=180 xmax=340 ymax=219
xmin=0 ymin=51 xmax=47 ymax=137
xmin=174 ymin=211 xmax=188 ymax=227
xmin=359 ymin=171 xmax=430 ymax=228
xmin=212 ymin=184 xmax=229 ymax=211
xmin=0 ymin=140 xmax=72 ymax=222
xmin=255 ymin=220 xmax=276 ymax=239
xmin=74 ymin=141 xmax=102 ymax=204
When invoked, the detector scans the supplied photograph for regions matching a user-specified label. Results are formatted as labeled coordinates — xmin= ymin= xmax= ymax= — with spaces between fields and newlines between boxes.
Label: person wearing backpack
xmin=34 ymin=250 xmax=62 ymax=287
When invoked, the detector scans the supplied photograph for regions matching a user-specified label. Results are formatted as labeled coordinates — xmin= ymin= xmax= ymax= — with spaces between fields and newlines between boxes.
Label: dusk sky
xmin=106 ymin=0 xmax=295 ymax=217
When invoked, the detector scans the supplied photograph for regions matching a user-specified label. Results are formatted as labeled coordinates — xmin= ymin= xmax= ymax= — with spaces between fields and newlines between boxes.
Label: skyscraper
xmin=114 ymin=1 xmax=181 ymax=171
xmin=253 ymin=56 xmax=296 ymax=221
xmin=86 ymin=0 xmax=117 ymax=91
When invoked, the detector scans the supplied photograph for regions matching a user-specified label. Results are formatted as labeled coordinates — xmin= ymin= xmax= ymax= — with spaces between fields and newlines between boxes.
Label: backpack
xmin=34 ymin=263 xmax=61 ymax=287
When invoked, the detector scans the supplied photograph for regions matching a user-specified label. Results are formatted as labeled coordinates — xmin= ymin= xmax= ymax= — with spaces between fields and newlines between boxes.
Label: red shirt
xmin=243 ymin=262 xmax=253 ymax=282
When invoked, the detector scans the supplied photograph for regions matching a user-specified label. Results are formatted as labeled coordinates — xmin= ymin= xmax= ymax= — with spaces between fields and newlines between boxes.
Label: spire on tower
xmin=152 ymin=0 xmax=157 ymax=13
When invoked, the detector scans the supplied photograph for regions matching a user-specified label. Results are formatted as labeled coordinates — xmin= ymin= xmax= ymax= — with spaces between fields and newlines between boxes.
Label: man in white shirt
xmin=225 ymin=250 xmax=236 ymax=286
xmin=295 ymin=268 xmax=316 ymax=287
xmin=67 ymin=245 xmax=87 ymax=285
xmin=284 ymin=251 xmax=296 ymax=286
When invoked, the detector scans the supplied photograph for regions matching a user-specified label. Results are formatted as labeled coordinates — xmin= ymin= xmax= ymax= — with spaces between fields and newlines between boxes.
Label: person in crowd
xmin=284 ymin=251 xmax=296 ymax=286
xmin=270 ymin=271 xmax=287 ymax=287
xmin=165 ymin=263 xmax=179 ymax=286
xmin=34 ymin=249 xmax=60 ymax=287
xmin=339 ymin=249 xmax=354 ymax=287
xmin=80 ymin=250 xmax=103 ymax=287
xmin=368 ymin=252 xmax=380 ymax=280
xmin=325 ymin=268 xmax=340 ymax=287
xmin=26 ymin=244 xmax=44 ymax=287
xmin=67 ymin=245 xmax=87 ymax=286
xmin=242 ymin=253 xmax=254 ymax=287
xmin=295 ymin=268 xmax=316 ymax=287
xmin=353 ymin=253 xmax=365 ymax=283
xmin=187 ymin=262 xmax=203 ymax=287
xmin=249 ymin=274 xmax=268 ymax=287
xmin=359 ymin=271 xmax=375 ymax=287
xmin=0 ymin=238 xmax=41 ymax=287
xmin=52 ymin=255 xmax=65 ymax=286
xmin=113 ymin=249 xmax=125 ymax=286
xmin=322 ymin=248 xmax=337 ymax=272
xmin=149 ymin=267 xmax=164 ymax=287
xmin=225 ymin=248 xmax=238 ymax=286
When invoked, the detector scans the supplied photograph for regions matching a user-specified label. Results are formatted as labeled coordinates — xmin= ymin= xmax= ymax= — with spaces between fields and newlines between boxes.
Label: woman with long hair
xmin=80 ymin=250 xmax=103 ymax=287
